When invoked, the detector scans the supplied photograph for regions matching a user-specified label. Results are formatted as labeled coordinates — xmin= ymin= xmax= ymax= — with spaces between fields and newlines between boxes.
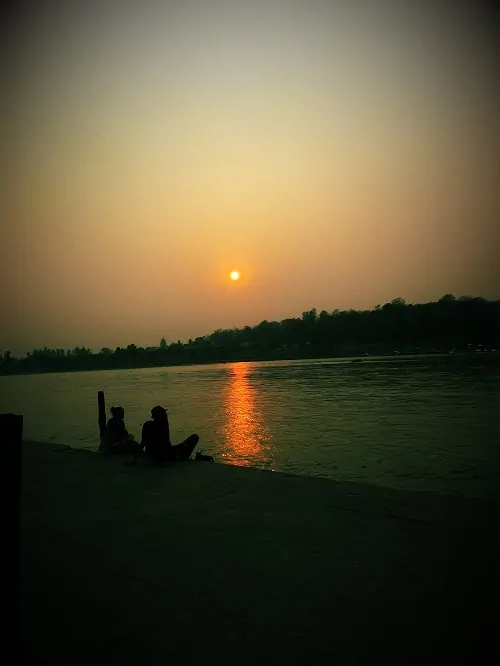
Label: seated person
xmin=140 ymin=405 xmax=199 ymax=463
xmin=99 ymin=406 xmax=138 ymax=454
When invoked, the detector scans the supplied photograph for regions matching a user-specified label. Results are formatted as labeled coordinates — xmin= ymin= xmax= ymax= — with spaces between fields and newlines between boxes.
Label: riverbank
xmin=3 ymin=349 xmax=499 ymax=377
xmin=21 ymin=441 xmax=499 ymax=665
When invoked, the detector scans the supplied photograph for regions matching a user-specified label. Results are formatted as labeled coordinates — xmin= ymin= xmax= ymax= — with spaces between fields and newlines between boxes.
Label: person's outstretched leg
xmin=177 ymin=434 xmax=199 ymax=460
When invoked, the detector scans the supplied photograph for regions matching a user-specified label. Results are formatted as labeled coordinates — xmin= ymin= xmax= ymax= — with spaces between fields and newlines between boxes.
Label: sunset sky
xmin=2 ymin=0 xmax=499 ymax=355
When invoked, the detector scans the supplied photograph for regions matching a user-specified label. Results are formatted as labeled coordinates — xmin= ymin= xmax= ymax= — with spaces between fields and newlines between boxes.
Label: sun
xmin=230 ymin=271 xmax=240 ymax=281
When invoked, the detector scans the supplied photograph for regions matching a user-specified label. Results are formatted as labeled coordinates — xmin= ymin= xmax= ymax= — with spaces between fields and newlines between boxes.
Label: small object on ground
xmin=195 ymin=452 xmax=214 ymax=463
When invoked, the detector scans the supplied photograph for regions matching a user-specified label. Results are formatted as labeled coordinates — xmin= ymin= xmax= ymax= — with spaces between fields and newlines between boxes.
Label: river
xmin=1 ymin=356 xmax=499 ymax=499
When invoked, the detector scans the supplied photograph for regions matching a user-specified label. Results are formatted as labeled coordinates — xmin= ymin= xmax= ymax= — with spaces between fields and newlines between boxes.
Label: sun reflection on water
xmin=219 ymin=362 xmax=271 ymax=467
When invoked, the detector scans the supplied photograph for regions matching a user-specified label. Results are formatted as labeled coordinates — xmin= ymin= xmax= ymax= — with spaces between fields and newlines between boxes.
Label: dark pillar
xmin=0 ymin=413 xmax=23 ymax=661
xmin=98 ymin=391 xmax=106 ymax=438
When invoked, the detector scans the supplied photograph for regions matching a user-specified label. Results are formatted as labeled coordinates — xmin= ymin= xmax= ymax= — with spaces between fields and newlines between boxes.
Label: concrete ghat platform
xmin=21 ymin=441 xmax=499 ymax=665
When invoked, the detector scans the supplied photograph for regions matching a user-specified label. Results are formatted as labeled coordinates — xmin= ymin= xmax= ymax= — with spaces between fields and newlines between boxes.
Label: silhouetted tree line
xmin=1 ymin=295 xmax=499 ymax=375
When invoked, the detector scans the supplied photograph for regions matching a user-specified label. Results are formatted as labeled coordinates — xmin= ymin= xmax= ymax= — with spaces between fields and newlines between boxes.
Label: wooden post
xmin=98 ymin=391 xmax=107 ymax=437
xmin=0 ymin=413 xmax=23 ymax=660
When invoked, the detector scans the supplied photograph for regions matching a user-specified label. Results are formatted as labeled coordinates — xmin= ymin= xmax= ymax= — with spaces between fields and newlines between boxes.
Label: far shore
xmin=2 ymin=349 xmax=499 ymax=378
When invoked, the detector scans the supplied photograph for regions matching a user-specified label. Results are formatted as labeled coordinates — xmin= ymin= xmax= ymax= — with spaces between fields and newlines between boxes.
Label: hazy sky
xmin=2 ymin=0 xmax=499 ymax=355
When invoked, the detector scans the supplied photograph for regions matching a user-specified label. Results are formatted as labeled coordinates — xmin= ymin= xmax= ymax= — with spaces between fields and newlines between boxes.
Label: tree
xmin=2 ymin=295 xmax=500 ymax=376
xmin=301 ymin=308 xmax=317 ymax=323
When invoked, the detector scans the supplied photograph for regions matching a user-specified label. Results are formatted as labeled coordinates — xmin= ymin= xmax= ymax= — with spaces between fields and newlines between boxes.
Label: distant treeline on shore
xmin=1 ymin=295 xmax=499 ymax=376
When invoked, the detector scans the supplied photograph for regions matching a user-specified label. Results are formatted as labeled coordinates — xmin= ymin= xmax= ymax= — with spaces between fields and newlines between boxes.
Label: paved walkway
xmin=21 ymin=441 xmax=499 ymax=665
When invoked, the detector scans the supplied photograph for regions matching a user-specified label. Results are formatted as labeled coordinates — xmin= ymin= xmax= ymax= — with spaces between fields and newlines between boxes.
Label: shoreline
xmin=24 ymin=439 xmax=500 ymax=518
xmin=24 ymin=439 xmax=500 ymax=504
xmin=3 ymin=350 xmax=499 ymax=378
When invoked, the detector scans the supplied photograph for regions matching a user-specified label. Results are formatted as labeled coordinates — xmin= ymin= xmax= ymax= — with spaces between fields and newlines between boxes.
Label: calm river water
xmin=1 ymin=357 xmax=499 ymax=499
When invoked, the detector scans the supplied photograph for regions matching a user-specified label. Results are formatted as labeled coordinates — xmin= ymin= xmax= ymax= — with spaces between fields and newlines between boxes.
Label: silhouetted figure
xmin=99 ymin=406 xmax=138 ymax=454
xmin=140 ymin=406 xmax=199 ymax=463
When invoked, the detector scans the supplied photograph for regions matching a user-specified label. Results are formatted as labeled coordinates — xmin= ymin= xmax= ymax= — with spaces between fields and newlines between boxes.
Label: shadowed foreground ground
xmin=21 ymin=441 xmax=499 ymax=665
